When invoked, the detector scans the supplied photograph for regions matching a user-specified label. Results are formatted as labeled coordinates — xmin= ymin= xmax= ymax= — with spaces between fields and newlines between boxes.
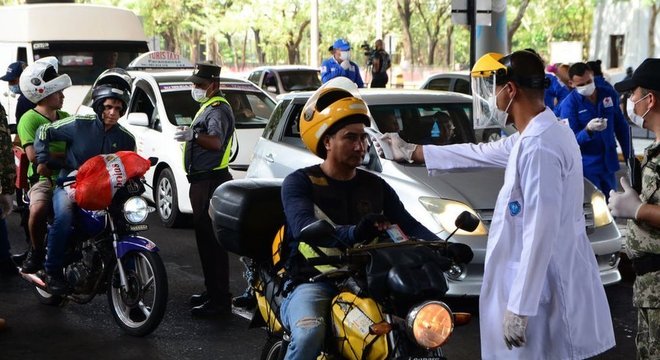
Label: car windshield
xmin=160 ymin=85 xmax=276 ymax=129
xmin=370 ymin=103 xmax=474 ymax=146
xmin=33 ymin=41 xmax=148 ymax=86
xmin=279 ymin=70 xmax=321 ymax=92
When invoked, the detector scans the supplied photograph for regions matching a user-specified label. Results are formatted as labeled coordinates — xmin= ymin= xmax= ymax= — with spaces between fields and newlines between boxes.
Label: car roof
xmin=278 ymin=88 xmax=472 ymax=104
xmin=249 ymin=65 xmax=320 ymax=73
xmin=424 ymin=71 xmax=470 ymax=81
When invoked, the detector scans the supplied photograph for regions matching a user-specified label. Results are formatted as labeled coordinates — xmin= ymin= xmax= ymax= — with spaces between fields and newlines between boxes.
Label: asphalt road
xmin=0 ymin=209 xmax=637 ymax=359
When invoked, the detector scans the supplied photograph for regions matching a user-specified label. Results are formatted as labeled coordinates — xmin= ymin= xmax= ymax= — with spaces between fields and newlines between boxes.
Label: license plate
xmin=128 ymin=224 xmax=149 ymax=232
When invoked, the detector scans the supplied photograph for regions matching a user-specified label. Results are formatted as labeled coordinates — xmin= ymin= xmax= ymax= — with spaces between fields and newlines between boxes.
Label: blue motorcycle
xmin=21 ymin=167 xmax=168 ymax=337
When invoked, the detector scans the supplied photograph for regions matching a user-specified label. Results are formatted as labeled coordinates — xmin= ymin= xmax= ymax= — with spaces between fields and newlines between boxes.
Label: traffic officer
xmin=557 ymin=62 xmax=631 ymax=198
xmin=174 ymin=63 xmax=235 ymax=317
xmin=610 ymin=58 xmax=660 ymax=360
xmin=320 ymin=38 xmax=364 ymax=87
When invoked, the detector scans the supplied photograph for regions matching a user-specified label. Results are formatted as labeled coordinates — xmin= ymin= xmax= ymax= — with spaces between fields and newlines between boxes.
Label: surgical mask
xmin=340 ymin=51 xmax=351 ymax=61
xmin=576 ymin=81 xmax=595 ymax=97
xmin=191 ymin=86 xmax=209 ymax=103
xmin=487 ymin=84 xmax=514 ymax=128
xmin=9 ymin=84 xmax=20 ymax=94
xmin=626 ymin=94 xmax=651 ymax=128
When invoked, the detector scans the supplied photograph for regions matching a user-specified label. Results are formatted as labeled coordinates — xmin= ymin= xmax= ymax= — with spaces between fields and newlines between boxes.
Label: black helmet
xmin=91 ymin=84 xmax=130 ymax=118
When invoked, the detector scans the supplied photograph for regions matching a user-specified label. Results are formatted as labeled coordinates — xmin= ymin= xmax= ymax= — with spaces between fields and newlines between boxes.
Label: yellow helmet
xmin=471 ymin=52 xmax=508 ymax=80
xmin=300 ymin=78 xmax=370 ymax=158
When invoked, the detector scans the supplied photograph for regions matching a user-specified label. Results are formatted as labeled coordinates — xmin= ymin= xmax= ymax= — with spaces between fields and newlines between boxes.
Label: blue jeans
xmin=44 ymin=187 xmax=74 ymax=273
xmin=280 ymin=282 xmax=337 ymax=360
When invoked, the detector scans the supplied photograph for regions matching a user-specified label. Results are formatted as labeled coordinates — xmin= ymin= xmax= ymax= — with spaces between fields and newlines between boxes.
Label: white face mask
xmin=339 ymin=51 xmax=351 ymax=61
xmin=191 ymin=86 xmax=209 ymax=103
xmin=626 ymin=94 xmax=651 ymax=128
xmin=488 ymin=84 xmax=514 ymax=128
xmin=576 ymin=81 xmax=596 ymax=97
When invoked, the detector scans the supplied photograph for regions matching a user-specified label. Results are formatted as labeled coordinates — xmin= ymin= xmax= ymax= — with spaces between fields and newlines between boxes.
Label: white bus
xmin=0 ymin=3 xmax=149 ymax=123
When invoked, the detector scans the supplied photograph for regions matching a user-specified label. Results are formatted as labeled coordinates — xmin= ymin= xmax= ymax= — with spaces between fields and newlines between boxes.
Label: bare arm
xmin=637 ymin=204 xmax=660 ymax=228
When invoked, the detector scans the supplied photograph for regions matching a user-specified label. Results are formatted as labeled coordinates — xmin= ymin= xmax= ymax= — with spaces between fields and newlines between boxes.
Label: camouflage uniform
xmin=626 ymin=140 xmax=660 ymax=360
xmin=0 ymin=104 xmax=15 ymax=195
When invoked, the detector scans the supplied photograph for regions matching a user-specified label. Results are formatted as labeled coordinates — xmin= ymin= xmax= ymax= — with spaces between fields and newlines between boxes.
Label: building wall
xmin=590 ymin=0 xmax=660 ymax=71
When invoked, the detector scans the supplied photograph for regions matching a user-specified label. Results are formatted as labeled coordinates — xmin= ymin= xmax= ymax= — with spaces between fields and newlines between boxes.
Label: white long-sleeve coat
xmin=424 ymin=108 xmax=615 ymax=359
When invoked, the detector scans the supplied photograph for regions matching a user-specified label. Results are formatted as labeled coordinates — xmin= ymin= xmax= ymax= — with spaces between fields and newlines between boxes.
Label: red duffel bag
xmin=73 ymin=151 xmax=150 ymax=210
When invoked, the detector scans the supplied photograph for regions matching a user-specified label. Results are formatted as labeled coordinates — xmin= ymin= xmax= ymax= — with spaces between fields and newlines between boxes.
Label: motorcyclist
xmin=17 ymin=57 xmax=71 ymax=273
xmin=278 ymin=78 xmax=439 ymax=359
xmin=33 ymin=71 xmax=136 ymax=295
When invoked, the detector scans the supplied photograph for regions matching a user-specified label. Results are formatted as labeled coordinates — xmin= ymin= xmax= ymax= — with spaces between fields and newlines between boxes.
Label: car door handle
xmin=265 ymin=153 xmax=274 ymax=163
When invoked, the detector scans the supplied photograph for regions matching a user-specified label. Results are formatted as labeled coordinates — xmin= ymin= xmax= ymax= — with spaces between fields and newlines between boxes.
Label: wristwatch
xmin=193 ymin=130 xmax=200 ymax=140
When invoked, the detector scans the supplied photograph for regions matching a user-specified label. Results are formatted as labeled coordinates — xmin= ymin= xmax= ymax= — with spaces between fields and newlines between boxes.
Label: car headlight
xmin=406 ymin=301 xmax=454 ymax=349
xmin=591 ymin=191 xmax=613 ymax=227
xmin=419 ymin=197 xmax=488 ymax=235
xmin=123 ymin=196 xmax=150 ymax=224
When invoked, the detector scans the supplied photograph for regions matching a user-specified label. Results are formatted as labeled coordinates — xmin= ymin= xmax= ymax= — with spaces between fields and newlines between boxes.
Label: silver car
xmin=247 ymin=89 xmax=622 ymax=297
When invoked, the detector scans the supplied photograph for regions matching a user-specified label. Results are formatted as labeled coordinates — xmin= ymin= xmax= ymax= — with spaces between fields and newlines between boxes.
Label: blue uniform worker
xmin=558 ymin=81 xmax=631 ymax=197
xmin=545 ymin=73 xmax=570 ymax=114
xmin=320 ymin=39 xmax=364 ymax=87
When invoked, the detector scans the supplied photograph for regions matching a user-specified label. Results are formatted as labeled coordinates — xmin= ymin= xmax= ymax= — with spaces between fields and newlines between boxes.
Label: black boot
xmin=21 ymin=249 xmax=45 ymax=274
xmin=45 ymin=271 xmax=69 ymax=296
xmin=232 ymin=288 xmax=256 ymax=308
xmin=189 ymin=291 xmax=209 ymax=307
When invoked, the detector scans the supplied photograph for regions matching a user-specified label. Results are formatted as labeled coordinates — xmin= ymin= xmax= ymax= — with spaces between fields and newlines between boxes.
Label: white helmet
xmin=19 ymin=56 xmax=72 ymax=103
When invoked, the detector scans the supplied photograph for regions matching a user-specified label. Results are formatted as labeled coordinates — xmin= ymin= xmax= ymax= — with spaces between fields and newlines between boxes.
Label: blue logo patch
xmin=508 ymin=201 xmax=521 ymax=216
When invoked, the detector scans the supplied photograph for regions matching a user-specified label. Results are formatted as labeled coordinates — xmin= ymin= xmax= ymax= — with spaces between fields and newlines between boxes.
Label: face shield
xmin=471 ymin=52 xmax=510 ymax=129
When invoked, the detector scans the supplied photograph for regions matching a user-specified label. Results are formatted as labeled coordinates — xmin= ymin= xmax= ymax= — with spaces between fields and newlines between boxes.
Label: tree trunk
xmin=241 ymin=31 xmax=248 ymax=70
xmin=396 ymin=0 xmax=414 ymax=65
xmin=253 ymin=28 xmax=265 ymax=65
xmin=446 ymin=24 xmax=454 ymax=68
xmin=223 ymin=33 xmax=238 ymax=71
xmin=649 ymin=3 xmax=659 ymax=58
xmin=285 ymin=19 xmax=310 ymax=64
xmin=507 ymin=0 xmax=531 ymax=52
xmin=428 ymin=40 xmax=437 ymax=65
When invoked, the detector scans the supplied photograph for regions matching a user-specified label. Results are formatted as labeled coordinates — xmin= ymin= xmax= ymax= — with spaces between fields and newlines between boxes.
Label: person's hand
xmin=379 ymin=133 xmax=417 ymax=162
xmin=354 ymin=213 xmax=390 ymax=243
xmin=174 ymin=127 xmax=194 ymax=142
xmin=36 ymin=163 xmax=52 ymax=177
xmin=340 ymin=60 xmax=351 ymax=70
xmin=0 ymin=194 xmax=12 ymax=219
xmin=586 ymin=117 xmax=607 ymax=132
xmin=608 ymin=177 xmax=643 ymax=219
xmin=503 ymin=310 xmax=528 ymax=350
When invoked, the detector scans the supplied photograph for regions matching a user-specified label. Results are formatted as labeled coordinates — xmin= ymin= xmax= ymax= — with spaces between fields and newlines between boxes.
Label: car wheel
xmin=155 ymin=168 xmax=185 ymax=228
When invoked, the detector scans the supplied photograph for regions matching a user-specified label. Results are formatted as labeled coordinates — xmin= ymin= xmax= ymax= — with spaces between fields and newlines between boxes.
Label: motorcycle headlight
xmin=419 ymin=197 xmax=488 ymax=235
xmin=591 ymin=191 xmax=613 ymax=227
xmin=123 ymin=196 xmax=150 ymax=224
xmin=406 ymin=301 xmax=454 ymax=349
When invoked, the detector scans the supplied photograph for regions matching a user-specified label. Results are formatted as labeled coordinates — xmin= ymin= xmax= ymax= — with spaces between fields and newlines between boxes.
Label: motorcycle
xmin=20 ymin=156 xmax=168 ymax=337
xmin=209 ymin=179 xmax=477 ymax=359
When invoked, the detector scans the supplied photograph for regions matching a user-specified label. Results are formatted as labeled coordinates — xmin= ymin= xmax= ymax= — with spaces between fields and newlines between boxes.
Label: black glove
xmin=354 ymin=213 xmax=389 ymax=243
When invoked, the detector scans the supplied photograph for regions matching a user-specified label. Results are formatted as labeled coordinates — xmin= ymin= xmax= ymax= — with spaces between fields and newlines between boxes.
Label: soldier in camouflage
xmin=0 ymin=102 xmax=18 ymax=277
xmin=611 ymin=58 xmax=660 ymax=360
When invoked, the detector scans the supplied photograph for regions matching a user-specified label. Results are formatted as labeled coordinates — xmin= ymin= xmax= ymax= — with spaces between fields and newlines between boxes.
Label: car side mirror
xmin=454 ymin=211 xmax=480 ymax=233
xmin=266 ymin=85 xmax=278 ymax=94
xmin=127 ymin=112 xmax=149 ymax=127
xmin=299 ymin=219 xmax=335 ymax=243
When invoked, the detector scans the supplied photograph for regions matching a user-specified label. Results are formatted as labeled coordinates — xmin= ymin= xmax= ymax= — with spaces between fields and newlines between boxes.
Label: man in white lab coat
xmin=379 ymin=50 xmax=615 ymax=359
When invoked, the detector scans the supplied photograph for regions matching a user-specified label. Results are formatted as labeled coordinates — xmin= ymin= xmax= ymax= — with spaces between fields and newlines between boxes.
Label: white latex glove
xmin=0 ymin=194 xmax=12 ymax=219
xmin=503 ymin=310 xmax=528 ymax=350
xmin=608 ymin=177 xmax=643 ymax=219
xmin=586 ymin=117 xmax=607 ymax=132
xmin=174 ymin=127 xmax=194 ymax=142
xmin=340 ymin=60 xmax=351 ymax=70
xmin=379 ymin=132 xmax=417 ymax=162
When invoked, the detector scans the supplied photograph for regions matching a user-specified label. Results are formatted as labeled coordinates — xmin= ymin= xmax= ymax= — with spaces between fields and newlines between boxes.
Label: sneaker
xmin=21 ymin=249 xmax=45 ymax=274
xmin=232 ymin=288 xmax=257 ymax=309
xmin=45 ymin=271 xmax=70 ymax=296
xmin=191 ymin=300 xmax=231 ymax=318
xmin=189 ymin=292 xmax=209 ymax=307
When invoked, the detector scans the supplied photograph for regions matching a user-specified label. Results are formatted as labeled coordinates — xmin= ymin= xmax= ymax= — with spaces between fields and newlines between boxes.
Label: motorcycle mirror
xmin=454 ymin=211 xmax=480 ymax=233
xmin=148 ymin=157 xmax=158 ymax=166
xmin=299 ymin=219 xmax=335 ymax=244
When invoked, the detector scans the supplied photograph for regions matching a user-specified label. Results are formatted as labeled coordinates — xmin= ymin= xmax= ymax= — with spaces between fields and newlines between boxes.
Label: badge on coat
xmin=603 ymin=96 xmax=613 ymax=108
xmin=508 ymin=201 xmax=521 ymax=216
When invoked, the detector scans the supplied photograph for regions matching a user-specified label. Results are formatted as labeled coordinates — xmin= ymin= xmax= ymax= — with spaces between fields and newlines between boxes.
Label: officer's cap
xmin=1 ymin=61 xmax=26 ymax=82
xmin=615 ymin=58 xmax=660 ymax=92
xmin=333 ymin=39 xmax=351 ymax=51
xmin=186 ymin=62 xmax=221 ymax=83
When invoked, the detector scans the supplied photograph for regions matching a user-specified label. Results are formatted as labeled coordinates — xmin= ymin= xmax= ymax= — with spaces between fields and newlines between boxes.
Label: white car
xmin=247 ymin=65 xmax=321 ymax=97
xmin=80 ymin=52 xmax=277 ymax=227
xmin=246 ymin=88 xmax=623 ymax=296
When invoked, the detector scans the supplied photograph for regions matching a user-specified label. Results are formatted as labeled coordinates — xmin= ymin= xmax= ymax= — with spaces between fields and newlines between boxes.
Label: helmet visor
xmin=471 ymin=74 xmax=500 ymax=129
